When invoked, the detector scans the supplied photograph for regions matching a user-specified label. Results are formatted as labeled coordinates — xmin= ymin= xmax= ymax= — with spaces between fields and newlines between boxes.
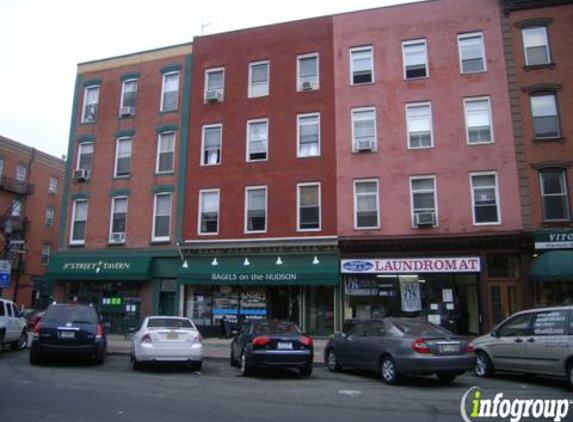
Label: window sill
xmin=107 ymin=242 xmax=126 ymax=247
xmin=154 ymin=172 xmax=175 ymax=177
xmin=113 ymin=175 xmax=131 ymax=180
xmin=533 ymin=137 xmax=566 ymax=144
xmin=68 ymin=243 xmax=85 ymax=248
xmin=158 ymin=110 xmax=178 ymax=115
xmin=350 ymin=81 xmax=375 ymax=87
xmin=467 ymin=141 xmax=495 ymax=146
xmin=404 ymin=76 xmax=429 ymax=82
xmin=79 ymin=121 xmax=96 ymax=126
xmin=524 ymin=63 xmax=555 ymax=71
xmin=460 ymin=70 xmax=487 ymax=76
xmin=297 ymin=154 xmax=321 ymax=159
xmin=150 ymin=239 xmax=171 ymax=245
xmin=118 ymin=115 xmax=135 ymax=120
xmin=540 ymin=220 xmax=572 ymax=228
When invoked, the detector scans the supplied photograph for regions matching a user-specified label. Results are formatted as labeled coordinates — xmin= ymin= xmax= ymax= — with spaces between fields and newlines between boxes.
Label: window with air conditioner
xmin=350 ymin=46 xmax=373 ymax=84
xmin=82 ymin=86 xmax=99 ymax=123
xmin=352 ymin=108 xmax=376 ymax=152
xmin=297 ymin=113 xmax=320 ymax=158
xmin=298 ymin=183 xmax=321 ymax=231
xmin=406 ymin=102 xmax=433 ymax=149
xmin=471 ymin=172 xmax=500 ymax=225
xmin=354 ymin=180 xmax=379 ymax=229
xmin=249 ymin=61 xmax=269 ymax=98
xmin=205 ymin=68 xmax=224 ymax=103
xmin=199 ymin=189 xmax=220 ymax=235
xmin=160 ymin=72 xmax=179 ymax=112
xmin=539 ymin=169 xmax=570 ymax=221
xmin=109 ymin=197 xmax=128 ymax=243
xmin=114 ymin=137 xmax=132 ymax=177
xmin=297 ymin=54 xmax=319 ymax=91
xmin=247 ymin=119 xmax=268 ymax=162
xmin=119 ymin=78 xmax=137 ymax=116
xmin=402 ymin=39 xmax=428 ymax=79
xmin=522 ymin=26 xmax=551 ymax=66
xmin=410 ymin=177 xmax=437 ymax=227
xmin=464 ymin=97 xmax=494 ymax=144
xmin=156 ymin=132 xmax=176 ymax=173
xmin=245 ymin=187 xmax=267 ymax=233
xmin=70 ymin=199 xmax=88 ymax=245
xmin=202 ymin=125 xmax=222 ymax=166
xmin=152 ymin=193 xmax=172 ymax=241
xmin=458 ymin=32 xmax=486 ymax=73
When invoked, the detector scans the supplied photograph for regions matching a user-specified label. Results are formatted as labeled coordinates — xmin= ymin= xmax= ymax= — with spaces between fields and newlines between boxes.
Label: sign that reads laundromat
xmin=341 ymin=257 xmax=481 ymax=274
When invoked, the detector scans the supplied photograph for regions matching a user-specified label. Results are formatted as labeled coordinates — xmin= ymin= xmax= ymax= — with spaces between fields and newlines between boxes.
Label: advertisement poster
xmin=399 ymin=276 xmax=422 ymax=312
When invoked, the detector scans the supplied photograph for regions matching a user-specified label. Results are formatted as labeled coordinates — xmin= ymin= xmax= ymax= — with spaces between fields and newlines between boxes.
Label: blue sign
xmin=0 ymin=260 xmax=11 ymax=288
xmin=342 ymin=260 xmax=374 ymax=272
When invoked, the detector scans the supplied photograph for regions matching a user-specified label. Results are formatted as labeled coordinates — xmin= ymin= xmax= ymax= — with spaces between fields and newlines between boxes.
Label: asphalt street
xmin=0 ymin=349 xmax=571 ymax=422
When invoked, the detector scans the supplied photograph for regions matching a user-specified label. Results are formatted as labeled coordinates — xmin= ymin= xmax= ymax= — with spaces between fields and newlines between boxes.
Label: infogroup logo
xmin=460 ymin=387 xmax=571 ymax=422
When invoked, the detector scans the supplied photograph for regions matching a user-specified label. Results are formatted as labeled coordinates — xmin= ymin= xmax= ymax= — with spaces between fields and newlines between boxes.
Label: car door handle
xmin=514 ymin=338 xmax=524 ymax=343
xmin=526 ymin=338 xmax=535 ymax=343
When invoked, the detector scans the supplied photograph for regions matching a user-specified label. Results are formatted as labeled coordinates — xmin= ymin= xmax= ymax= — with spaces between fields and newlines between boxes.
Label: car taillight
xmin=141 ymin=333 xmax=152 ymax=344
xmin=96 ymin=324 xmax=103 ymax=339
xmin=299 ymin=335 xmax=313 ymax=347
xmin=253 ymin=336 xmax=270 ymax=346
xmin=411 ymin=339 xmax=431 ymax=354
xmin=33 ymin=322 xmax=41 ymax=338
xmin=465 ymin=343 xmax=475 ymax=353
xmin=193 ymin=333 xmax=203 ymax=344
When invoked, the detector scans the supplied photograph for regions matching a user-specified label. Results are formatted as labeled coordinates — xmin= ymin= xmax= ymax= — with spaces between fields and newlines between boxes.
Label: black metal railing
xmin=0 ymin=175 xmax=35 ymax=195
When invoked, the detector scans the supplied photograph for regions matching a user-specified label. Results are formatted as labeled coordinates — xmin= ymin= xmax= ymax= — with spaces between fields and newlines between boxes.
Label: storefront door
xmin=487 ymin=281 xmax=521 ymax=329
xmin=306 ymin=286 xmax=334 ymax=335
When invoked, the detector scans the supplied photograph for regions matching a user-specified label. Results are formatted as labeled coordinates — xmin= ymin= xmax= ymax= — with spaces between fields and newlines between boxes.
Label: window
xmin=410 ymin=176 xmax=437 ymax=227
xmin=298 ymin=183 xmax=320 ymax=231
xmin=205 ymin=68 xmax=225 ymax=102
xmin=45 ymin=206 xmax=55 ymax=228
xmin=199 ymin=190 xmax=220 ymax=235
xmin=0 ymin=158 xmax=4 ymax=178
xmin=464 ymin=97 xmax=494 ymax=144
xmin=114 ymin=137 xmax=132 ymax=177
xmin=530 ymin=94 xmax=560 ymax=139
xmin=156 ymin=132 xmax=176 ymax=173
xmin=71 ymin=199 xmax=88 ymax=244
xmin=298 ymin=54 xmax=319 ymax=90
xmin=77 ymin=143 xmax=94 ymax=171
xmin=471 ymin=172 xmax=500 ymax=225
xmin=498 ymin=313 xmax=530 ymax=337
xmin=297 ymin=113 xmax=320 ymax=157
xmin=201 ymin=125 xmax=222 ymax=166
xmin=49 ymin=176 xmax=58 ymax=194
xmin=350 ymin=46 xmax=373 ymax=84
xmin=109 ymin=197 xmax=128 ymax=243
xmin=82 ymin=86 xmax=99 ymax=123
xmin=11 ymin=198 xmax=21 ymax=217
xmin=539 ymin=169 xmax=570 ymax=221
xmin=160 ymin=72 xmax=179 ymax=112
xmin=532 ymin=310 xmax=567 ymax=336
xmin=249 ymin=61 xmax=269 ymax=98
xmin=41 ymin=243 xmax=51 ymax=265
xmin=246 ymin=119 xmax=268 ymax=161
xmin=458 ymin=32 xmax=486 ymax=73
xmin=522 ymin=26 xmax=551 ymax=66
xmin=354 ymin=180 xmax=379 ymax=229
xmin=245 ymin=187 xmax=267 ymax=233
xmin=152 ymin=193 xmax=172 ymax=241
xmin=402 ymin=39 xmax=428 ymax=79
xmin=406 ymin=102 xmax=433 ymax=149
xmin=352 ymin=108 xmax=377 ymax=152
xmin=16 ymin=164 xmax=26 ymax=183
xmin=119 ymin=79 xmax=137 ymax=115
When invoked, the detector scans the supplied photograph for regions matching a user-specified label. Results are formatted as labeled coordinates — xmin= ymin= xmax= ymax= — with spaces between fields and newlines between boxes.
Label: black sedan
xmin=324 ymin=318 xmax=476 ymax=384
xmin=29 ymin=303 xmax=107 ymax=365
xmin=230 ymin=320 xmax=313 ymax=377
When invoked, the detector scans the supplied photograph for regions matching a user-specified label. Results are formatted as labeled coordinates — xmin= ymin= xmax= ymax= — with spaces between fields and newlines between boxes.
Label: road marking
xmin=338 ymin=390 xmax=362 ymax=397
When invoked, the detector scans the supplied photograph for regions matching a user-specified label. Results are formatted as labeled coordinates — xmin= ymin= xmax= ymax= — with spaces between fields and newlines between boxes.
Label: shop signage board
xmin=47 ymin=256 xmax=152 ymax=280
xmin=0 ymin=260 xmax=11 ymax=288
xmin=341 ymin=257 xmax=481 ymax=274
xmin=535 ymin=231 xmax=573 ymax=250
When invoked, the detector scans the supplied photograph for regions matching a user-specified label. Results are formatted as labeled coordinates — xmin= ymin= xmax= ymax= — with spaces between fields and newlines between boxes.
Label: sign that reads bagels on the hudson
xmin=341 ymin=257 xmax=481 ymax=274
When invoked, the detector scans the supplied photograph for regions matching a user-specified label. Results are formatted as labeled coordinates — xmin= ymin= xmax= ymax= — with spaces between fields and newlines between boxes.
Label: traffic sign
xmin=0 ymin=260 xmax=11 ymax=288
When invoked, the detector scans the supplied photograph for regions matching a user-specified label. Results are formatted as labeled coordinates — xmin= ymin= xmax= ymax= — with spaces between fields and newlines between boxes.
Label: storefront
xmin=177 ymin=253 xmax=340 ymax=336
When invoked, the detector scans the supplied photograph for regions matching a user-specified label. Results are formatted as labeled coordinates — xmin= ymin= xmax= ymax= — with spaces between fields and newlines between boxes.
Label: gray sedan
xmin=324 ymin=318 xmax=476 ymax=384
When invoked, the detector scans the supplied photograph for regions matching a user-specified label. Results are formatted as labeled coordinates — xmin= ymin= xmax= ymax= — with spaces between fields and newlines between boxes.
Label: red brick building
xmin=0 ymin=136 xmax=65 ymax=308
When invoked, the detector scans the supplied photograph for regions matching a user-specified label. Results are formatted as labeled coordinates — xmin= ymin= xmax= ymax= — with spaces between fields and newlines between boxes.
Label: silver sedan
xmin=131 ymin=316 xmax=203 ymax=371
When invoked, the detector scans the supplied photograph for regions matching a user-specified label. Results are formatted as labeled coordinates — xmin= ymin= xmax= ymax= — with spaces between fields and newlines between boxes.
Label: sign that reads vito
xmin=341 ymin=257 xmax=481 ymax=274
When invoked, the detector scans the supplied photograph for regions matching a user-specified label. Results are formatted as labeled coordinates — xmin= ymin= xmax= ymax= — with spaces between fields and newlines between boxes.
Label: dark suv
xmin=29 ymin=303 xmax=107 ymax=365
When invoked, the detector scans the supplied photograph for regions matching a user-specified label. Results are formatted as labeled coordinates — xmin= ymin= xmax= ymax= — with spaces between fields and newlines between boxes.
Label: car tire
xmin=240 ymin=351 xmax=251 ymax=377
xmin=14 ymin=330 xmax=27 ymax=351
xmin=380 ymin=356 xmax=401 ymax=385
xmin=131 ymin=355 xmax=142 ymax=371
xmin=437 ymin=372 xmax=457 ymax=383
xmin=299 ymin=365 xmax=313 ymax=377
xmin=191 ymin=361 xmax=202 ymax=372
xmin=475 ymin=351 xmax=494 ymax=378
xmin=325 ymin=348 xmax=342 ymax=372
xmin=29 ymin=346 xmax=41 ymax=365
xmin=230 ymin=347 xmax=239 ymax=367
xmin=567 ymin=361 xmax=573 ymax=389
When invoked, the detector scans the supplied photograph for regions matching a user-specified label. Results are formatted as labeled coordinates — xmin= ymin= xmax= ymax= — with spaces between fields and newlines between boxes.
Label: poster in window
xmin=400 ymin=275 xmax=422 ymax=312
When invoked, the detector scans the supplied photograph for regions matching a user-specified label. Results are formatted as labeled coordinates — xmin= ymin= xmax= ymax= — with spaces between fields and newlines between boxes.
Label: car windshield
xmin=147 ymin=318 xmax=194 ymax=329
xmin=43 ymin=305 xmax=99 ymax=324
xmin=252 ymin=321 xmax=301 ymax=335
xmin=388 ymin=318 xmax=452 ymax=337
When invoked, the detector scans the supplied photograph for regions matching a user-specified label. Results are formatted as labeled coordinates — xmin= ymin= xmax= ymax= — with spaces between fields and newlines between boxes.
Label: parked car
xmin=24 ymin=309 xmax=44 ymax=330
xmin=230 ymin=319 xmax=314 ymax=377
xmin=0 ymin=298 xmax=28 ymax=352
xmin=473 ymin=305 xmax=573 ymax=388
xmin=324 ymin=318 xmax=476 ymax=384
xmin=29 ymin=303 xmax=106 ymax=365
xmin=131 ymin=316 xmax=203 ymax=371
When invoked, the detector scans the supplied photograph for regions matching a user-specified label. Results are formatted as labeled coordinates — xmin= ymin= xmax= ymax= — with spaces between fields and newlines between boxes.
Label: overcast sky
xmin=0 ymin=0 xmax=423 ymax=159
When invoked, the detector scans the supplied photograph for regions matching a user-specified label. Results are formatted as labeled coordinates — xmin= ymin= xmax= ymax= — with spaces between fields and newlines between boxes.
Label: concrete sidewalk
xmin=108 ymin=335 xmax=329 ymax=364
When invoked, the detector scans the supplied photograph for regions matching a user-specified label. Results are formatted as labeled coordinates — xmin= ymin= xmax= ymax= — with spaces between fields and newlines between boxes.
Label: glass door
xmin=487 ymin=281 xmax=521 ymax=329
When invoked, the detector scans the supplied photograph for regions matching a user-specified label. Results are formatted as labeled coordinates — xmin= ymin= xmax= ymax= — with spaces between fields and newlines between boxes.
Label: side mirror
xmin=490 ymin=329 xmax=499 ymax=338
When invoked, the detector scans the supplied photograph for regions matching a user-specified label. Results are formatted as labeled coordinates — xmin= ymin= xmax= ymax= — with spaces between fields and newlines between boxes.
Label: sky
xmin=0 ymin=0 xmax=423 ymax=159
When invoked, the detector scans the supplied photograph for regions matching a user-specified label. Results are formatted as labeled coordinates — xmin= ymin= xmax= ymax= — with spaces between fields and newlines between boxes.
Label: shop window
xmin=354 ymin=179 xmax=379 ymax=229
xmin=245 ymin=186 xmax=267 ymax=233
xmin=201 ymin=124 xmax=222 ymax=166
xmin=247 ymin=119 xmax=268 ymax=162
xmin=119 ymin=78 xmax=137 ymax=116
xmin=297 ymin=53 xmax=319 ymax=91
xmin=522 ymin=26 xmax=551 ymax=66
xmin=458 ymin=32 xmax=486 ymax=73
xmin=114 ymin=137 xmax=132 ymax=177
xmin=536 ymin=281 xmax=573 ymax=307
xmin=249 ymin=61 xmax=269 ymax=98
xmin=297 ymin=113 xmax=320 ymax=157
xmin=464 ymin=97 xmax=494 ymax=144
xmin=205 ymin=68 xmax=224 ymax=103
xmin=161 ymin=72 xmax=179 ymax=112
xmin=402 ymin=39 xmax=428 ymax=79
xmin=487 ymin=255 xmax=518 ymax=279
xmin=539 ymin=169 xmax=570 ymax=221
xmin=406 ymin=102 xmax=433 ymax=149
xmin=471 ymin=172 xmax=500 ymax=225
xmin=352 ymin=107 xmax=377 ymax=152
xmin=297 ymin=183 xmax=320 ymax=231
xmin=157 ymin=132 xmax=176 ymax=173
xmin=350 ymin=46 xmax=373 ymax=84
xmin=82 ymin=85 xmax=99 ymax=123
xmin=199 ymin=189 xmax=220 ymax=235
xmin=530 ymin=93 xmax=560 ymax=139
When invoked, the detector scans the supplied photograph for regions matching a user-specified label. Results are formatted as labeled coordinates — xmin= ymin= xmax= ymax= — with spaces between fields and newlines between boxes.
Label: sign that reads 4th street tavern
xmin=62 ymin=261 xmax=132 ymax=273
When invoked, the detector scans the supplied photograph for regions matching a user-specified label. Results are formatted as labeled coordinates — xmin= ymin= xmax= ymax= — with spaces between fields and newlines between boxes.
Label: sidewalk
xmin=108 ymin=335 xmax=329 ymax=364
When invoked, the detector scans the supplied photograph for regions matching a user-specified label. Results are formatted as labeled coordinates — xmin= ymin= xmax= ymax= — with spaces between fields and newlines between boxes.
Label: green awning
xmin=178 ymin=253 xmax=339 ymax=286
xmin=47 ymin=255 xmax=152 ymax=281
xmin=530 ymin=251 xmax=573 ymax=282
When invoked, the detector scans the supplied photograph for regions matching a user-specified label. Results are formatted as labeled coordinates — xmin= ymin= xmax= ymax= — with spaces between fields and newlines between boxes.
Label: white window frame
xmin=409 ymin=175 xmax=438 ymax=228
xmin=156 ymin=132 xmax=176 ymax=174
xmin=45 ymin=206 xmax=55 ymax=228
xmin=470 ymin=171 xmax=501 ymax=226
xmin=353 ymin=179 xmax=380 ymax=230
xmin=41 ymin=243 xmax=51 ymax=265
xmin=76 ymin=142 xmax=94 ymax=171
xmin=114 ymin=137 xmax=132 ymax=178
xmin=522 ymin=26 xmax=551 ymax=66
xmin=49 ymin=176 xmax=58 ymax=194
xmin=406 ymin=102 xmax=434 ymax=149
xmin=204 ymin=67 xmax=225 ymax=102
xmin=70 ymin=199 xmax=88 ymax=245
xmin=119 ymin=78 xmax=138 ymax=115
xmin=198 ymin=189 xmax=220 ymax=236
xmin=297 ymin=113 xmax=321 ymax=158
xmin=539 ymin=169 xmax=570 ymax=222
xmin=248 ymin=61 xmax=269 ymax=98
xmin=458 ymin=32 xmax=487 ymax=74
xmin=15 ymin=164 xmax=27 ymax=183
xmin=402 ymin=39 xmax=429 ymax=80
xmin=81 ymin=85 xmax=99 ymax=123
xmin=201 ymin=124 xmax=223 ymax=166
xmin=297 ymin=53 xmax=320 ymax=91
xmin=464 ymin=96 xmax=495 ymax=145
xmin=297 ymin=182 xmax=321 ymax=232
xmin=246 ymin=119 xmax=269 ymax=162
xmin=350 ymin=46 xmax=374 ymax=85
xmin=152 ymin=193 xmax=172 ymax=242
xmin=530 ymin=93 xmax=560 ymax=139
xmin=109 ymin=196 xmax=128 ymax=244
xmin=160 ymin=71 xmax=179 ymax=112
xmin=351 ymin=107 xmax=377 ymax=152
xmin=244 ymin=186 xmax=268 ymax=234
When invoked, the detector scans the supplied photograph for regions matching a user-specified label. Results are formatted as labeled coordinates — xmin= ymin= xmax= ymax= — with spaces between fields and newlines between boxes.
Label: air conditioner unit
xmin=73 ymin=169 xmax=90 ymax=182
xmin=415 ymin=212 xmax=436 ymax=227
xmin=120 ymin=106 xmax=135 ymax=117
xmin=355 ymin=138 xmax=374 ymax=152
xmin=110 ymin=233 xmax=125 ymax=243
xmin=301 ymin=81 xmax=314 ymax=91
xmin=205 ymin=89 xmax=221 ymax=103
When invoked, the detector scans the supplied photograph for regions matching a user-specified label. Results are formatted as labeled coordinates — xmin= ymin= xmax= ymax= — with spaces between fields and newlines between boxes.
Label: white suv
xmin=0 ymin=298 xmax=28 ymax=353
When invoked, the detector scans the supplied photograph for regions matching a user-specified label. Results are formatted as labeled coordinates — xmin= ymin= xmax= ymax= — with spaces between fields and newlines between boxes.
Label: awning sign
xmin=341 ymin=257 xmax=481 ymax=274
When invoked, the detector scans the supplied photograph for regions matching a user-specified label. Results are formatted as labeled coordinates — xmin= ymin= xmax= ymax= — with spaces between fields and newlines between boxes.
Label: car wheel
xmin=191 ymin=361 xmax=202 ymax=372
xmin=567 ymin=361 xmax=573 ymax=389
xmin=299 ymin=365 xmax=313 ymax=377
xmin=326 ymin=348 xmax=342 ymax=372
xmin=437 ymin=372 xmax=457 ymax=383
xmin=230 ymin=347 xmax=239 ymax=367
xmin=15 ymin=331 xmax=28 ymax=351
xmin=131 ymin=355 xmax=142 ymax=371
xmin=29 ymin=346 xmax=41 ymax=365
xmin=380 ymin=356 xmax=401 ymax=385
xmin=240 ymin=351 xmax=251 ymax=377
xmin=475 ymin=351 xmax=494 ymax=378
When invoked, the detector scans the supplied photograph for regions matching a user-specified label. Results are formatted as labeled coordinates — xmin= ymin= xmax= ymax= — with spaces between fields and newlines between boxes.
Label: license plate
xmin=277 ymin=342 xmax=293 ymax=350
xmin=166 ymin=332 xmax=179 ymax=340
xmin=60 ymin=331 xmax=75 ymax=339
xmin=439 ymin=345 xmax=459 ymax=353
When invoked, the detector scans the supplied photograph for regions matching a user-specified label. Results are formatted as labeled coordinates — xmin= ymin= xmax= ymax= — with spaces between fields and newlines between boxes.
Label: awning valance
xmin=47 ymin=255 xmax=152 ymax=281
xmin=530 ymin=251 xmax=573 ymax=282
